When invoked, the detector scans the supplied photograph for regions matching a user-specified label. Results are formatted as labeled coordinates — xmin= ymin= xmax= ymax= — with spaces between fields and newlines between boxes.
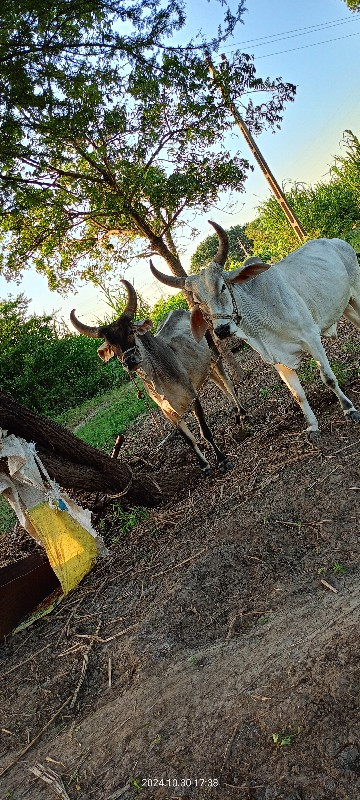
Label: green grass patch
xmin=298 ymin=358 xmax=319 ymax=386
xmin=299 ymin=358 xmax=356 ymax=388
xmin=99 ymin=502 xmax=149 ymax=544
xmin=55 ymin=387 xmax=123 ymax=430
xmin=0 ymin=496 xmax=17 ymax=534
xmin=75 ymin=382 xmax=154 ymax=451
xmin=331 ymin=359 xmax=355 ymax=387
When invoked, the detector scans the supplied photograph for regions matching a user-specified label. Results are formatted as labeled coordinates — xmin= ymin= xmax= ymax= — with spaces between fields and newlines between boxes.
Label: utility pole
xmin=205 ymin=51 xmax=306 ymax=244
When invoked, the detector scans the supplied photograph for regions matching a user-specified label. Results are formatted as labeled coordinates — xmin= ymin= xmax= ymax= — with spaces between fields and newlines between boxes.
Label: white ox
xmin=150 ymin=222 xmax=360 ymax=438
xmin=70 ymin=279 xmax=246 ymax=475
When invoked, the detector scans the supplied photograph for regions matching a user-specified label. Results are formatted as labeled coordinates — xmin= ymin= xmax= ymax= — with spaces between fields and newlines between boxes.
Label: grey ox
xmin=70 ymin=280 xmax=246 ymax=475
xmin=150 ymin=222 xmax=360 ymax=439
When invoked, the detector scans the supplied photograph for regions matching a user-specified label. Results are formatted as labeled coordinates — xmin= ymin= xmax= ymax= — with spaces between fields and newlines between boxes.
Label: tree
xmin=0 ymin=0 xmax=296 ymax=291
xmin=342 ymin=0 xmax=360 ymax=9
xmin=190 ymin=223 xmax=253 ymax=273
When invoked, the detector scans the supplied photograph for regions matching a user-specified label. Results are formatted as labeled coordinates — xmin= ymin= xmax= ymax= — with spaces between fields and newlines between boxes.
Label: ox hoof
xmin=201 ymin=466 xmax=213 ymax=478
xmin=219 ymin=459 xmax=234 ymax=474
xmin=307 ymin=429 xmax=320 ymax=444
xmin=235 ymin=410 xmax=249 ymax=425
xmin=348 ymin=408 xmax=360 ymax=422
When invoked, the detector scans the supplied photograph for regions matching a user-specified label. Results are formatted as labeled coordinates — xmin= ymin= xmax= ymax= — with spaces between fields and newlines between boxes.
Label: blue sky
xmin=1 ymin=0 xmax=360 ymax=325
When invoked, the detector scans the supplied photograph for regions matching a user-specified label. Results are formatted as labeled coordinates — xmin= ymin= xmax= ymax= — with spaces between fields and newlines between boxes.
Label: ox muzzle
xmin=121 ymin=344 xmax=143 ymax=369
xmin=214 ymin=322 xmax=231 ymax=339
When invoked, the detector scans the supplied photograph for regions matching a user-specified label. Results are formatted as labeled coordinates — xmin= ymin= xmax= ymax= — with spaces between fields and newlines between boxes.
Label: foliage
xmin=342 ymin=0 xmax=360 ymax=9
xmin=190 ymin=224 xmax=253 ymax=273
xmin=272 ymin=729 xmax=300 ymax=747
xmin=332 ymin=561 xmax=347 ymax=576
xmin=245 ymin=159 xmax=360 ymax=262
xmin=0 ymin=0 xmax=296 ymax=289
xmin=331 ymin=131 xmax=360 ymax=212
xmin=0 ymin=295 xmax=123 ymax=415
xmin=150 ymin=292 xmax=188 ymax=331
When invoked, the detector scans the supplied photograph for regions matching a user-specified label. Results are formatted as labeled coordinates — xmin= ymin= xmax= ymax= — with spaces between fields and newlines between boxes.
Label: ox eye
xmin=221 ymin=283 xmax=226 ymax=293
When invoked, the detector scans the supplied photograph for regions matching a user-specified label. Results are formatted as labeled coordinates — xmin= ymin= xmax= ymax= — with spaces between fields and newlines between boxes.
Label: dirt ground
xmin=1 ymin=320 xmax=360 ymax=800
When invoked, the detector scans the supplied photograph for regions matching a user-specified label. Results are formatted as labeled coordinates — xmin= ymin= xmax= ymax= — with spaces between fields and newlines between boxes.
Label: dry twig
xmin=151 ymin=547 xmax=208 ymax=579
xmin=108 ymin=657 xmax=112 ymax=688
xmin=76 ymin=622 xmax=138 ymax=644
xmin=29 ymin=762 xmax=71 ymax=799
xmin=220 ymin=724 xmax=239 ymax=774
xmin=70 ymin=620 xmax=102 ymax=709
xmin=320 ymin=578 xmax=338 ymax=594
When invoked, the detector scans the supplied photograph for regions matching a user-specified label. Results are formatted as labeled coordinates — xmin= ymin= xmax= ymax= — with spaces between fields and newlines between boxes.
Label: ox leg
xmin=192 ymin=398 xmax=233 ymax=473
xmin=343 ymin=297 xmax=360 ymax=330
xmin=210 ymin=362 xmax=247 ymax=424
xmin=274 ymin=363 xmax=319 ymax=438
xmin=309 ymin=339 xmax=360 ymax=422
xmin=176 ymin=418 xmax=213 ymax=476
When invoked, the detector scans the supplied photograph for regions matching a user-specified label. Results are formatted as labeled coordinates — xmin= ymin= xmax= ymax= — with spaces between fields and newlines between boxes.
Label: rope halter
xmin=196 ymin=280 xmax=242 ymax=327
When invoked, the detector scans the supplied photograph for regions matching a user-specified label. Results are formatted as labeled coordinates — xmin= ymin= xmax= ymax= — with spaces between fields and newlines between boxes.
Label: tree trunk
xmin=0 ymin=392 xmax=162 ymax=507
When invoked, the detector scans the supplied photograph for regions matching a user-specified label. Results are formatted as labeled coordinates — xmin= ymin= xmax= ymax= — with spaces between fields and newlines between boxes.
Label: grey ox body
xmin=70 ymin=280 xmax=246 ymax=475
xmin=150 ymin=222 xmax=360 ymax=438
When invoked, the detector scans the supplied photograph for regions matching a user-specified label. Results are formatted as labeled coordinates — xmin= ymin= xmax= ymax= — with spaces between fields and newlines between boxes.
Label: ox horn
xmin=70 ymin=309 xmax=102 ymax=338
xmin=121 ymin=279 xmax=137 ymax=318
xmin=208 ymin=220 xmax=229 ymax=266
xmin=149 ymin=259 xmax=186 ymax=289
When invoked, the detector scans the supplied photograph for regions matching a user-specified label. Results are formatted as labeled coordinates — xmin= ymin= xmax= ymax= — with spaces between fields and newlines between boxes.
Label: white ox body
xmin=184 ymin=238 xmax=360 ymax=436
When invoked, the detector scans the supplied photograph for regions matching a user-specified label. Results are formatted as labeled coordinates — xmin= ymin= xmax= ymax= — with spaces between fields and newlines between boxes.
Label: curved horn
xmin=120 ymin=279 xmax=137 ymax=318
xmin=149 ymin=259 xmax=186 ymax=289
xmin=70 ymin=309 xmax=102 ymax=338
xmin=208 ymin=220 xmax=229 ymax=266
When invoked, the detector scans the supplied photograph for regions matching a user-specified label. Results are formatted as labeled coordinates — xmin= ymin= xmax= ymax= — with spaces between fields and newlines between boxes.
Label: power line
xmin=222 ymin=15 xmax=359 ymax=50
xmin=168 ymin=16 xmax=359 ymax=54
xmin=246 ymin=30 xmax=360 ymax=60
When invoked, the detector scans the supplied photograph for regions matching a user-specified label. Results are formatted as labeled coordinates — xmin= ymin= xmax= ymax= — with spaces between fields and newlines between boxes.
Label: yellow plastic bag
xmin=27 ymin=502 xmax=98 ymax=594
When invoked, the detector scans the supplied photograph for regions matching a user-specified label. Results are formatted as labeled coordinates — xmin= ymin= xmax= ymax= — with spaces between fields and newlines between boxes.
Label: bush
xmin=0 ymin=295 xmax=125 ymax=416
xmin=245 ymin=131 xmax=360 ymax=262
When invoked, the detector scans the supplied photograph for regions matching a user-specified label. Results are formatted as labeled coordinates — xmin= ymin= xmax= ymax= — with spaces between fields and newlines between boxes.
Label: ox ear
xmin=132 ymin=319 xmax=153 ymax=335
xmin=190 ymin=305 xmax=208 ymax=342
xmin=228 ymin=260 xmax=271 ymax=284
xmin=97 ymin=341 xmax=115 ymax=362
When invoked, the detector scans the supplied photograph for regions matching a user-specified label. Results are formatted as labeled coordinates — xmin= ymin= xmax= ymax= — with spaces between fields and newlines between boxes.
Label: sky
xmin=1 ymin=0 xmax=360 ymax=326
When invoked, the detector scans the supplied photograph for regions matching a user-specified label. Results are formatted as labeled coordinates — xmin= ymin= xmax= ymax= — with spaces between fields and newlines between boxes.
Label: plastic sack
xmin=27 ymin=502 xmax=98 ymax=594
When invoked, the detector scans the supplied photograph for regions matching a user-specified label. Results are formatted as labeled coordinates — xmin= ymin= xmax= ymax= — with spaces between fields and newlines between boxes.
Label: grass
xmin=298 ymin=358 xmax=319 ymax=386
xmin=75 ymin=385 xmax=152 ymax=451
xmin=99 ymin=502 xmax=149 ymax=544
xmin=0 ymin=497 xmax=17 ymax=534
xmin=56 ymin=381 xmax=155 ymax=452
xmin=55 ymin=387 xmax=128 ymax=430
xmin=299 ymin=357 xmax=357 ymax=388
xmin=258 ymin=383 xmax=281 ymax=399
